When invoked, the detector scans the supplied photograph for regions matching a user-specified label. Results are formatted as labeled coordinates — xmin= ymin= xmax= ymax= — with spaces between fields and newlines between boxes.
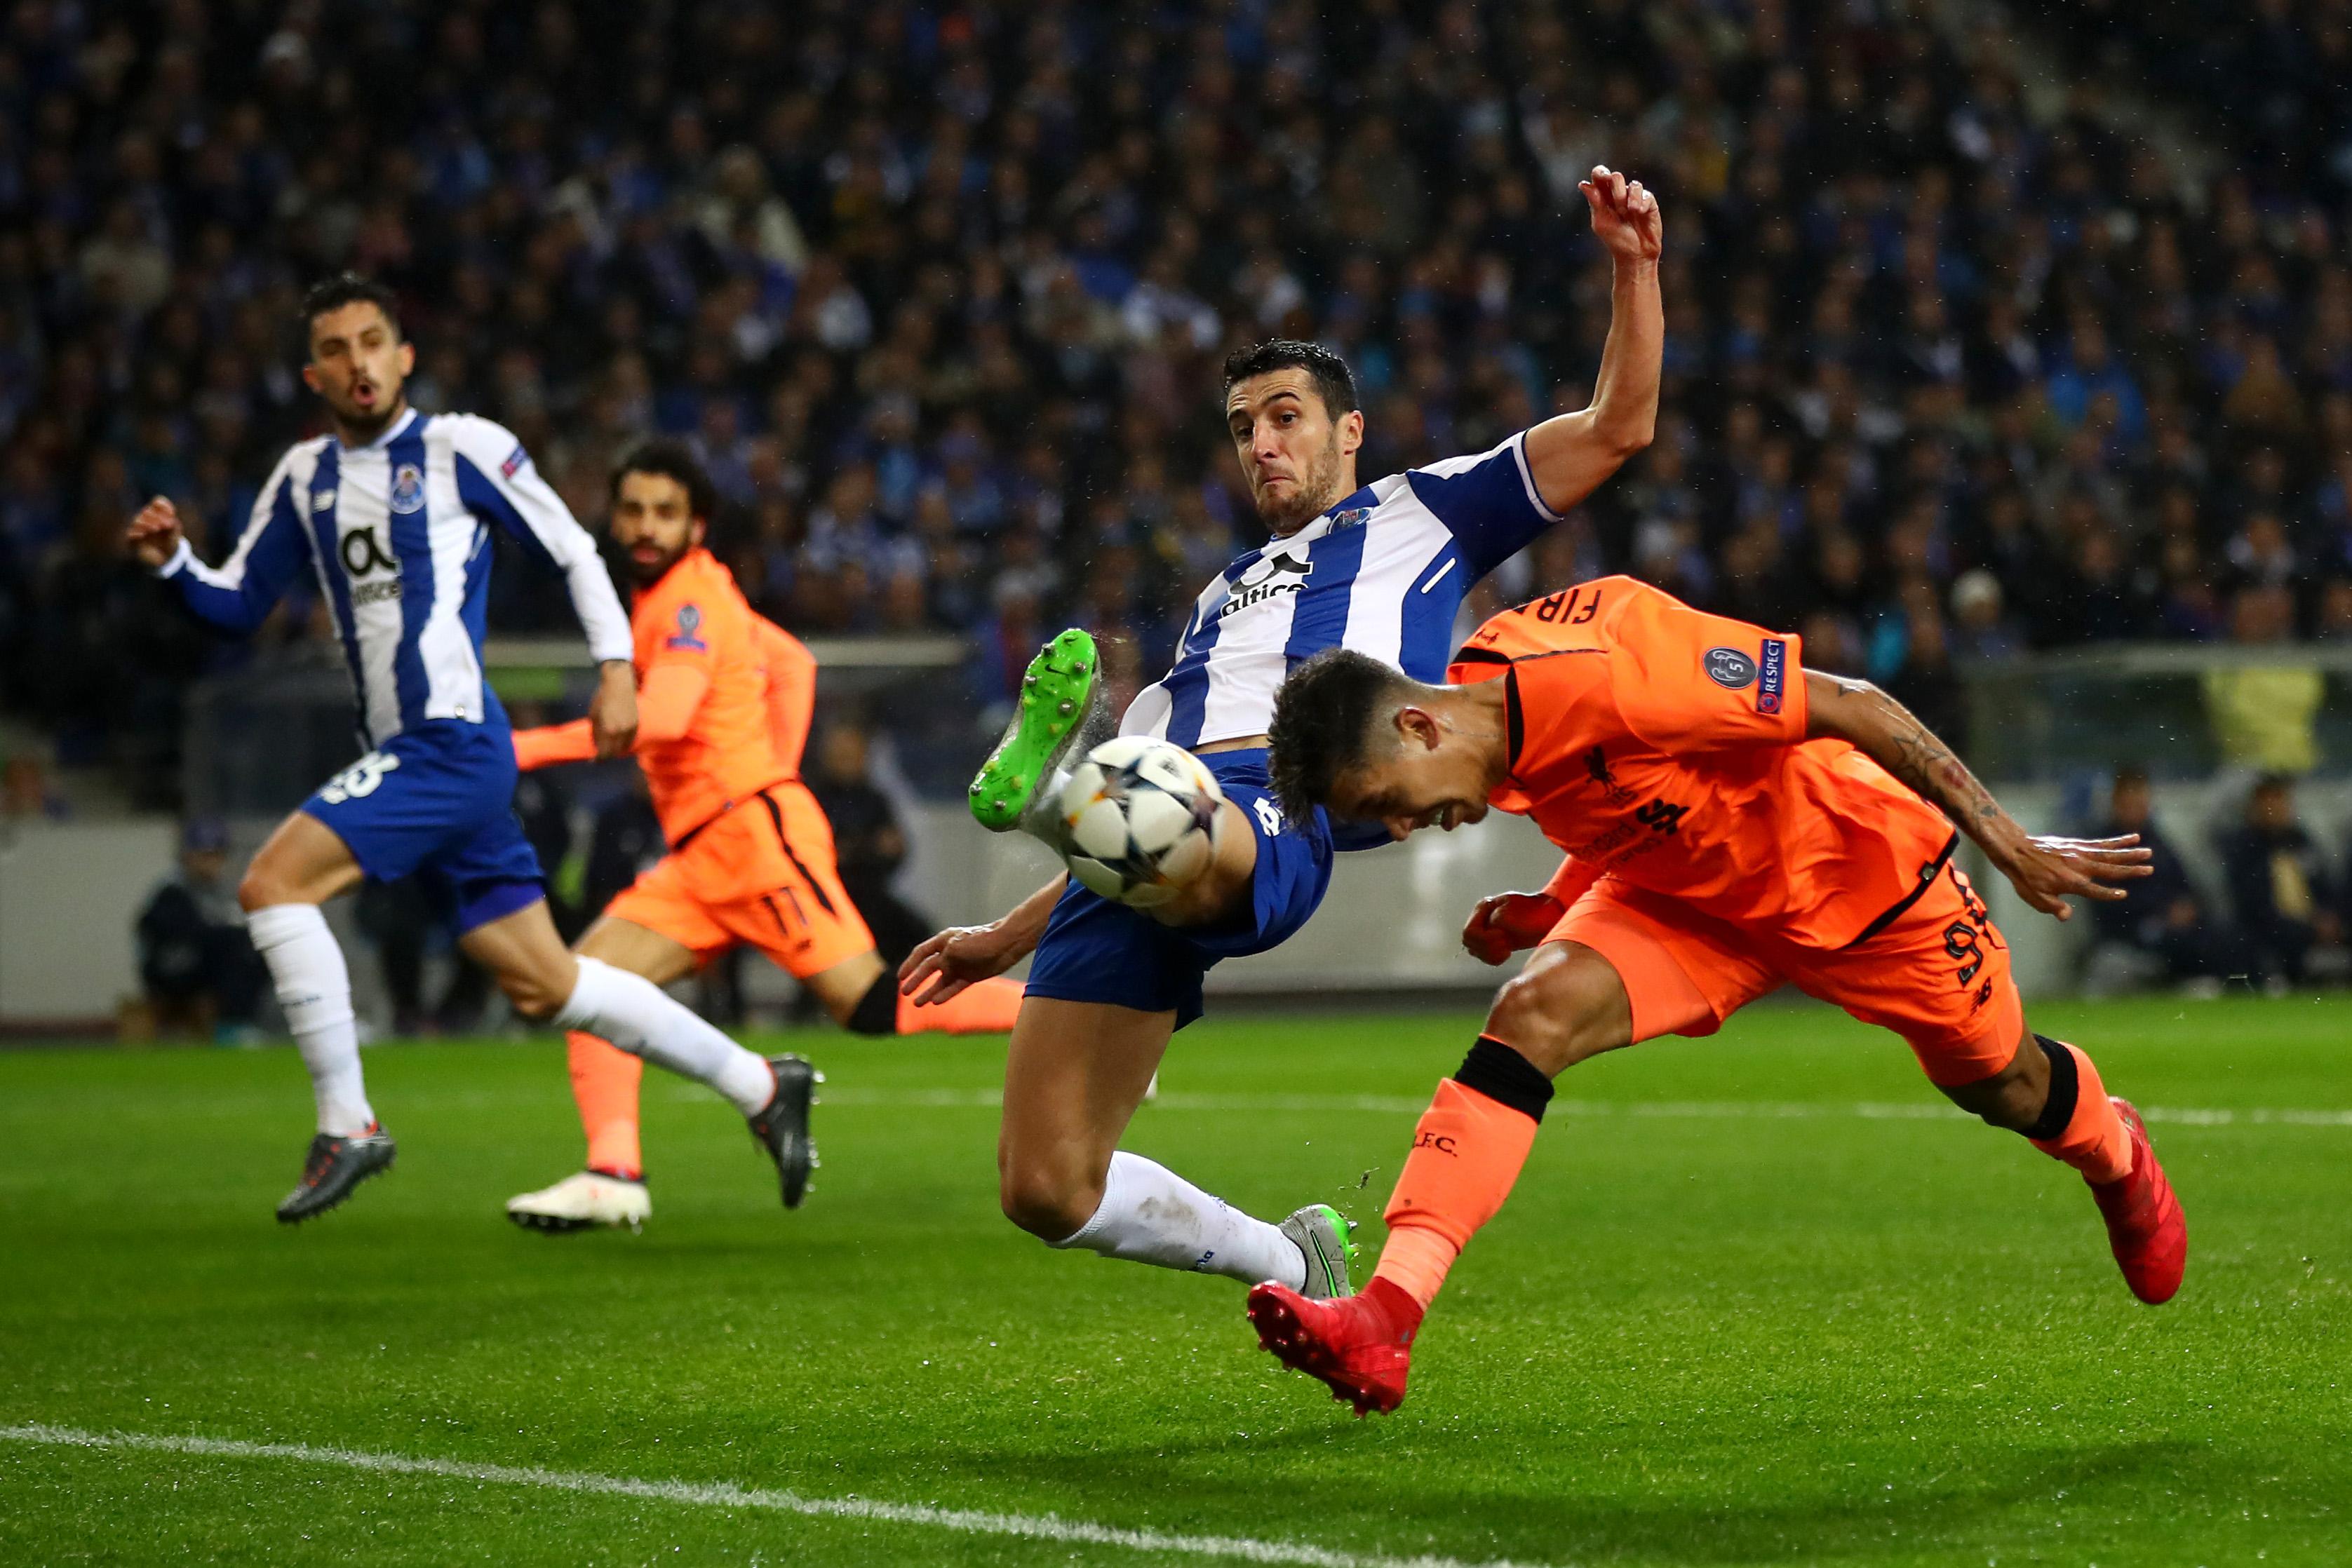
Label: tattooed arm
xmin=1801 ymin=671 xmax=2151 ymax=920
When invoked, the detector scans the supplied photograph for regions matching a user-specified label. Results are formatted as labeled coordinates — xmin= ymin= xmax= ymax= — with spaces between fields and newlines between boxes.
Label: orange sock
xmin=2026 ymin=1036 xmax=2131 ymax=1185
xmin=1370 ymin=1039 xmax=1552 ymax=1309
xmin=897 ymin=975 xmax=1025 ymax=1035
xmin=567 ymin=1031 xmax=645 ymax=1179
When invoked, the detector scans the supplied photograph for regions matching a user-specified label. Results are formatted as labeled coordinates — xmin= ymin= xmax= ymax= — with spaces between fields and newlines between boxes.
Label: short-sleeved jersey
xmin=630 ymin=548 xmax=792 ymax=843
xmin=1451 ymin=577 xmax=1958 ymax=950
xmin=1122 ymin=431 xmax=1564 ymax=750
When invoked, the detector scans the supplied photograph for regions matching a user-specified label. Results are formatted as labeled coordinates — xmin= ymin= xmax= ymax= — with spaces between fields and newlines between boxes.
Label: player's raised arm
xmin=444 ymin=414 xmax=637 ymax=756
xmin=1519 ymin=167 xmax=1664 ymax=515
xmin=897 ymin=873 xmax=1068 ymax=1006
xmin=1803 ymin=671 xmax=2152 ymax=920
xmin=130 ymin=455 xmax=311 ymax=635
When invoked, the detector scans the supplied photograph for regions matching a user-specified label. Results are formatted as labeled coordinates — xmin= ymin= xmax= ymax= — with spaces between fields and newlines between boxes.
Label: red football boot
xmin=2088 ymin=1097 xmax=2186 ymax=1304
xmin=1246 ymin=1276 xmax=1423 ymax=1416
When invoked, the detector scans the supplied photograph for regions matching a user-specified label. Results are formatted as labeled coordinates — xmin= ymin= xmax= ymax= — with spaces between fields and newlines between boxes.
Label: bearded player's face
xmin=1224 ymin=368 xmax=1363 ymax=535
xmin=610 ymin=471 xmax=704 ymax=586
xmin=302 ymin=302 xmax=413 ymax=438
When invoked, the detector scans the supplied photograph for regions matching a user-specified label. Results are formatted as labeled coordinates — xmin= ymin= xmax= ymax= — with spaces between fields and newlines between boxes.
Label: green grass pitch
xmin=2 ymin=995 xmax=2347 ymax=1566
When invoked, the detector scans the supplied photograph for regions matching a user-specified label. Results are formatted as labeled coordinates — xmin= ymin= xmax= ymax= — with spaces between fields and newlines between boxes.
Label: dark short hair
xmin=300 ymin=273 xmax=401 ymax=339
xmin=1267 ymin=647 xmax=1409 ymax=820
xmin=1223 ymin=339 xmax=1359 ymax=419
xmin=611 ymin=438 xmax=718 ymax=524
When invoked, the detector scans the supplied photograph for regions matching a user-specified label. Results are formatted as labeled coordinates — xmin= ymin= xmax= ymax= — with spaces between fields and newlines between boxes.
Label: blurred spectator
xmin=806 ymin=721 xmax=931 ymax=967
xmin=2080 ymin=767 xmax=2234 ymax=996
xmin=2218 ymin=776 xmax=2344 ymax=987
xmin=2203 ymin=584 xmax=2327 ymax=776
xmin=133 ymin=816 xmax=266 ymax=1039
xmin=6 ymin=0 xmax=2352 ymax=805
xmin=1 ymin=751 xmax=70 ymax=821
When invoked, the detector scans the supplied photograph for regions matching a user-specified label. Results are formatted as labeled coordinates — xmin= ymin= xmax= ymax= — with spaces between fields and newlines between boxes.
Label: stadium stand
xmin=3 ymin=0 xmax=2351 ymax=813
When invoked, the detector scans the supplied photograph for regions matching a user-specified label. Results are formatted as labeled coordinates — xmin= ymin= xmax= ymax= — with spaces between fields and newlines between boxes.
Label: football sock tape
xmin=847 ymin=973 xmax=899 ymax=1035
xmin=1453 ymin=1035 xmax=1554 ymax=1123
xmin=2024 ymin=1033 xmax=2080 ymax=1142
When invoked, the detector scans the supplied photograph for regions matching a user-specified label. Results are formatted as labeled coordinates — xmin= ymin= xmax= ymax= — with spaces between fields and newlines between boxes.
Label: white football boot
xmin=506 ymin=1170 xmax=651 ymax=1233
xmin=1279 ymin=1203 xmax=1359 ymax=1300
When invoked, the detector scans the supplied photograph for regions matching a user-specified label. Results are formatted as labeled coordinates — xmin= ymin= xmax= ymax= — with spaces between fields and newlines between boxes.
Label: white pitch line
xmin=0 ymin=1423 xmax=1545 ymax=1568
xmin=797 ymin=1087 xmax=2352 ymax=1128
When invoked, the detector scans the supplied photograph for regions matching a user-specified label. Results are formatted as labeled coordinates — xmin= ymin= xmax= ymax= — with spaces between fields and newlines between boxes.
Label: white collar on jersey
xmin=336 ymin=405 xmax=419 ymax=453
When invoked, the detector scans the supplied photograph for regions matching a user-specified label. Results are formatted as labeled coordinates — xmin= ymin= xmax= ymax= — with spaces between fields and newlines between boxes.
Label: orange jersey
xmin=753 ymin=614 xmax=817 ymax=776
xmin=626 ymin=548 xmax=791 ymax=844
xmin=1451 ymin=577 xmax=1956 ymax=950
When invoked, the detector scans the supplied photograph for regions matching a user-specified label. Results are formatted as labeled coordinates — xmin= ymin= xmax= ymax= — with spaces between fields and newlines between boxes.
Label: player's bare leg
xmin=1000 ymin=996 xmax=1351 ymax=1296
xmin=464 ymin=905 xmax=817 ymax=1210
xmin=237 ymin=811 xmax=391 ymax=1222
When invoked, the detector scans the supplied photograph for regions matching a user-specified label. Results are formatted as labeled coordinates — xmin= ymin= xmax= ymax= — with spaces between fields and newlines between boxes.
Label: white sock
xmin=555 ymin=956 xmax=774 ymax=1116
xmin=247 ymin=903 xmax=372 ymax=1136
xmin=1049 ymin=1151 xmax=1305 ymax=1288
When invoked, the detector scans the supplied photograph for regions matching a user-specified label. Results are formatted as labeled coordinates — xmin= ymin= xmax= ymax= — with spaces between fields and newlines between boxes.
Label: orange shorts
xmin=604 ymin=782 xmax=874 ymax=979
xmin=1550 ymin=860 xmax=2024 ymax=1087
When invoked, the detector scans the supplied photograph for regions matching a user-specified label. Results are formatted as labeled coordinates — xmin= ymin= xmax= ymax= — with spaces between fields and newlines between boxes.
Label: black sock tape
xmin=847 ymin=972 xmax=899 ymax=1036
xmin=1453 ymin=1035 xmax=1554 ymax=1123
xmin=2024 ymin=1034 xmax=2078 ymax=1141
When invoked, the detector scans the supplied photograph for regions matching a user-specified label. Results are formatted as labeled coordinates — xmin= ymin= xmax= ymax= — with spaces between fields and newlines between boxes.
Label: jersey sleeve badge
xmin=665 ymin=603 xmax=708 ymax=651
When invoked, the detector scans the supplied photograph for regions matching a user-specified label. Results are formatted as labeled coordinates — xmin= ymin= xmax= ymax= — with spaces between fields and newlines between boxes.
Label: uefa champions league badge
xmin=389 ymin=462 xmax=426 ymax=514
xmin=665 ymin=603 xmax=708 ymax=651
xmin=1704 ymin=646 xmax=1758 ymax=690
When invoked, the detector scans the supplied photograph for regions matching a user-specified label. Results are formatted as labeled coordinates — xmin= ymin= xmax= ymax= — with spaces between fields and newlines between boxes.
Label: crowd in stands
xmin=6 ymin=0 xmax=2352 ymax=795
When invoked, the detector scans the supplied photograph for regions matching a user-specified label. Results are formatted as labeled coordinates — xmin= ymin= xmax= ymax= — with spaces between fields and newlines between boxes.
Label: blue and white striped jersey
xmin=1122 ymin=429 xmax=1562 ymax=748
xmin=158 ymin=408 xmax=632 ymax=748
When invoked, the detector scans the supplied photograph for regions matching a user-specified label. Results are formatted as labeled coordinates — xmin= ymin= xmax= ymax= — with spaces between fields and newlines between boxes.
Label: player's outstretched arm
xmin=899 ymin=873 xmax=1067 ymax=1006
xmin=1803 ymin=671 xmax=2151 ymax=920
xmin=129 ymin=476 xmax=307 ymax=635
xmin=1520 ymin=167 xmax=1664 ymax=516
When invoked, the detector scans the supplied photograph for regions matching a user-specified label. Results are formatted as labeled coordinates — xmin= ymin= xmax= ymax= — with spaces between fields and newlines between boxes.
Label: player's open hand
xmin=1462 ymin=891 xmax=1566 ymax=966
xmin=900 ymin=921 xmax=1027 ymax=1007
xmin=1580 ymin=166 xmax=1662 ymax=266
xmin=588 ymin=661 xmax=638 ymax=759
xmin=1987 ymin=833 xmax=2153 ymax=921
xmin=126 ymin=495 xmax=184 ymax=569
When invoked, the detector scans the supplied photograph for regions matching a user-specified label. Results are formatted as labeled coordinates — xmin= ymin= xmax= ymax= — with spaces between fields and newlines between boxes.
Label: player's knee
xmin=1486 ymin=950 xmax=1627 ymax=1076
xmin=495 ymin=968 xmax=570 ymax=1022
xmin=236 ymin=863 xmax=286 ymax=913
xmin=997 ymin=1155 xmax=1099 ymax=1242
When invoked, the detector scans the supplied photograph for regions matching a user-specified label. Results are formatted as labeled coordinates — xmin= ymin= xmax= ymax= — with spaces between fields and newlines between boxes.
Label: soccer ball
xmin=1059 ymin=736 xmax=1226 ymax=908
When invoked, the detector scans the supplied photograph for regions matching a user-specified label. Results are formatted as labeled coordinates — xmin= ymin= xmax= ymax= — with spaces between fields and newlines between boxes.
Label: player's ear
xmin=300 ymin=363 xmax=321 ymax=396
xmin=1338 ymin=408 xmax=1364 ymax=457
xmin=1395 ymin=705 xmax=1442 ymax=752
xmin=396 ymin=339 xmax=416 ymax=377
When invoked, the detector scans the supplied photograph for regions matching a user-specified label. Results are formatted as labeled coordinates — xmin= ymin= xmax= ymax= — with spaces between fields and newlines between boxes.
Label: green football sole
xmin=969 ymin=628 xmax=1099 ymax=832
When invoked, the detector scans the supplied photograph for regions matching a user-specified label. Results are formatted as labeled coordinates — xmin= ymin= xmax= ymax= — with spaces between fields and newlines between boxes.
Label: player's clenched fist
xmin=1461 ymin=890 xmax=1566 ymax=966
xmin=1579 ymin=165 xmax=1662 ymax=266
xmin=126 ymin=494 xmax=185 ymax=569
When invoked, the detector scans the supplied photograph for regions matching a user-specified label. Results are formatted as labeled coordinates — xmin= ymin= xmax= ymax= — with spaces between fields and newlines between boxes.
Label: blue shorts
xmin=302 ymin=719 xmax=544 ymax=934
xmin=1023 ymin=748 xmax=1333 ymax=1029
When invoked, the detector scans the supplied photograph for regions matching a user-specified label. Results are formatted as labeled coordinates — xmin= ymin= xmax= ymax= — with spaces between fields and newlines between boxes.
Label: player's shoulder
xmin=268 ymin=433 xmax=335 ymax=480
xmin=431 ymin=412 xmax=535 ymax=473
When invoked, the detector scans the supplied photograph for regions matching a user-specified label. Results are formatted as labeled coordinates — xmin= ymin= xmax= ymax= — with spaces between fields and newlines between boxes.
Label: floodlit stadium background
xmin=2 ymin=0 xmax=2351 ymax=1028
